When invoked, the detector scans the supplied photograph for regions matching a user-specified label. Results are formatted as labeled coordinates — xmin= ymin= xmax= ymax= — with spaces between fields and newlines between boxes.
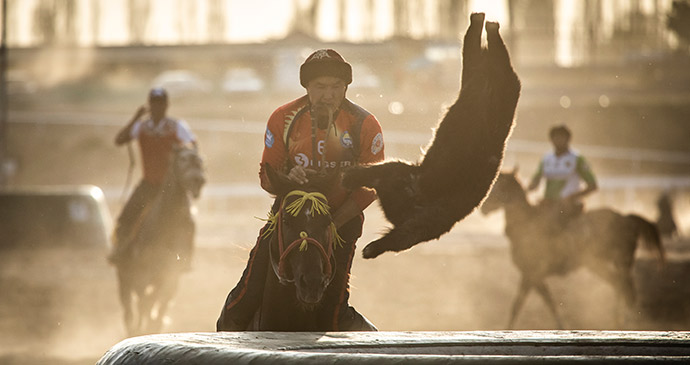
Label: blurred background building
xmin=1 ymin=0 xmax=689 ymax=222
xmin=2 ymin=3 xmax=690 ymax=357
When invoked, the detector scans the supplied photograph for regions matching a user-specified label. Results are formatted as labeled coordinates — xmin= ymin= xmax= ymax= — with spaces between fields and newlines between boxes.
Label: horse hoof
xmin=362 ymin=242 xmax=384 ymax=259
xmin=486 ymin=21 xmax=500 ymax=32
xmin=362 ymin=244 xmax=382 ymax=259
xmin=470 ymin=12 xmax=485 ymax=24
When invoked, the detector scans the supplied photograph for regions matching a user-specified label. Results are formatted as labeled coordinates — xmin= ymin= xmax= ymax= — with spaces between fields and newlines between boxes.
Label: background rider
xmin=217 ymin=48 xmax=385 ymax=331
xmin=109 ymin=87 xmax=197 ymax=267
xmin=528 ymin=124 xmax=598 ymax=225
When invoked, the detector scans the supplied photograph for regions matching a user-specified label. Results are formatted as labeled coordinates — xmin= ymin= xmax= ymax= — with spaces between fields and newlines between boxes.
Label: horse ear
xmin=512 ymin=164 xmax=519 ymax=176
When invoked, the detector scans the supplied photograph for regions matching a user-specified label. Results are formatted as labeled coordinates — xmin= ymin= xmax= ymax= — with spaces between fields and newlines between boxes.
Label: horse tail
xmin=628 ymin=214 xmax=666 ymax=266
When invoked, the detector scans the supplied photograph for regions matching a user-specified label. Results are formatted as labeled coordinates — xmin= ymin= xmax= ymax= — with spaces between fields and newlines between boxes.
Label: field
xmin=3 ymin=55 xmax=690 ymax=364
xmin=2 ymin=194 xmax=690 ymax=365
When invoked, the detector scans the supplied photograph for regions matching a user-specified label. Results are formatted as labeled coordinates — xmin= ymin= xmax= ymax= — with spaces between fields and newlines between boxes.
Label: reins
xmin=261 ymin=190 xmax=344 ymax=284
xmin=119 ymin=142 xmax=136 ymax=206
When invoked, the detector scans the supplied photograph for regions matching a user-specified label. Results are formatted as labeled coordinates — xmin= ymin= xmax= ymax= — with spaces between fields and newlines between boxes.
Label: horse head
xmin=172 ymin=144 xmax=206 ymax=199
xmin=263 ymin=164 xmax=342 ymax=306
xmin=480 ymin=170 xmax=525 ymax=215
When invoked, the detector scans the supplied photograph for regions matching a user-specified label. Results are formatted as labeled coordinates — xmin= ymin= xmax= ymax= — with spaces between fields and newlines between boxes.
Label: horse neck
xmin=501 ymin=187 xmax=534 ymax=227
xmin=155 ymin=172 xmax=191 ymax=218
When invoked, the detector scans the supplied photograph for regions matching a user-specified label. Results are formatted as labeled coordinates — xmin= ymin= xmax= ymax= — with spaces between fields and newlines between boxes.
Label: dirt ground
xmin=3 ymin=66 xmax=690 ymax=364
xmin=2 ymin=121 xmax=690 ymax=364
xmin=2 ymin=201 xmax=690 ymax=364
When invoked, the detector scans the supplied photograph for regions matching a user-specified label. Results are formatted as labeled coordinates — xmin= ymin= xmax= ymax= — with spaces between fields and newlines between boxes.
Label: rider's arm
xmin=332 ymin=198 xmax=364 ymax=229
xmin=115 ymin=106 xmax=147 ymax=146
xmin=335 ymin=114 xmax=385 ymax=226
xmin=259 ymin=108 xmax=289 ymax=194
xmin=175 ymin=119 xmax=197 ymax=148
xmin=570 ymin=155 xmax=598 ymax=201
xmin=527 ymin=160 xmax=544 ymax=191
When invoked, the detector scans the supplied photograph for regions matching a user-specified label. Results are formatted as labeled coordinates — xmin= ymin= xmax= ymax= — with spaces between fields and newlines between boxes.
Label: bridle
xmin=265 ymin=190 xmax=343 ymax=284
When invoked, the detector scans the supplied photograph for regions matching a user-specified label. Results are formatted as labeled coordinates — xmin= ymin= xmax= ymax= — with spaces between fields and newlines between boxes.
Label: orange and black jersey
xmin=130 ymin=117 xmax=196 ymax=185
xmin=260 ymin=95 xmax=384 ymax=211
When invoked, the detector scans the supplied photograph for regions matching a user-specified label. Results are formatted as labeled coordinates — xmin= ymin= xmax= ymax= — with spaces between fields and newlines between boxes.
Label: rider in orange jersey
xmin=108 ymin=88 xmax=197 ymax=266
xmin=217 ymin=49 xmax=384 ymax=331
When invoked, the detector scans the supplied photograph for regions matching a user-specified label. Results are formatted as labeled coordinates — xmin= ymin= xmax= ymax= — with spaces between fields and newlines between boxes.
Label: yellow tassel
xmin=299 ymin=231 xmax=309 ymax=251
xmin=331 ymin=223 xmax=345 ymax=249
xmin=284 ymin=191 xmax=330 ymax=217
xmin=257 ymin=211 xmax=277 ymax=239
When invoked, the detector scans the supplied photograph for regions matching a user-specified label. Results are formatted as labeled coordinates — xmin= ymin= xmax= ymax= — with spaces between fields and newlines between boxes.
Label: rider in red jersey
xmin=108 ymin=88 xmax=197 ymax=266
xmin=217 ymin=49 xmax=384 ymax=331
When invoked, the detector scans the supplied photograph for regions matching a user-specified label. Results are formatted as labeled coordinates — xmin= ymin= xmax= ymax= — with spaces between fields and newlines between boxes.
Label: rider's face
xmin=306 ymin=76 xmax=347 ymax=126
xmin=551 ymin=133 xmax=570 ymax=152
xmin=148 ymin=98 xmax=168 ymax=120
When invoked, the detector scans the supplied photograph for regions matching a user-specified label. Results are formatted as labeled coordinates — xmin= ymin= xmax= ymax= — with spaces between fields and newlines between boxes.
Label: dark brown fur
xmin=342 ymin=13 xmax=520 ymax=258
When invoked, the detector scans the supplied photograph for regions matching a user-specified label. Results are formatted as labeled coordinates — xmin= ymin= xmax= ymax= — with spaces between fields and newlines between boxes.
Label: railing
xmin=14 ymin=109 xmax=690 ymax=224
xmin=11 ymin=109 xmax=690 ymax=168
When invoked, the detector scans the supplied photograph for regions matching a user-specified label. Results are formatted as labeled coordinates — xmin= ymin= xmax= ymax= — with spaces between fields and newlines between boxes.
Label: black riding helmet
xmin=148 ymin=87 xmax=168 ymax=103
xmin=299 ymin=49 xmax=353 ymax=88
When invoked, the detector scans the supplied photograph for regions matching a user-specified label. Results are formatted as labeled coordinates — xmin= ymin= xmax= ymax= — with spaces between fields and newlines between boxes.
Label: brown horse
xmin=481 ymin=171 xmax=665 ymax=329
xmin=243 ymin=165 xmax=375 ymax=331
xmin=115 ymin=145 xmax=205 ymax=336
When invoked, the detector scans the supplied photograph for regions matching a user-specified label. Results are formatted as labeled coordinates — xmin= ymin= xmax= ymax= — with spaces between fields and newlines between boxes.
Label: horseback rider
xmin=217 ymin=49 xmax=385 ymax=331
xmin=108 ymin=87 xmax=197 ymax=266
xmin=527 ymin=124 xmax=598 ymax=228
xmin=656 ymin=192 xmax=679 ymax=240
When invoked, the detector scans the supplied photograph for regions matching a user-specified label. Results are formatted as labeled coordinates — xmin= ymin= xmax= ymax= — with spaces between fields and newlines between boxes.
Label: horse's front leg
xmin=362 ymin=204 xmax=457 ymax=258
xmin=507 ymin=276 xmax=531 ymax=329
xmin=534 ymin=280 xmax=564 ymax=329
xmin=116 ymin=271 xmax=136 ymax=335
xmin=149 ymin=278 xmax=181 ymax=334
xmin=136 ymin=286 xmax=158 ymax=335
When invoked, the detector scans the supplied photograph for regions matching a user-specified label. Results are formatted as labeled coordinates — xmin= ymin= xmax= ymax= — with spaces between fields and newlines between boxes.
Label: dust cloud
xmin=4 ymin=84 xmax=690 ymax=364
xmin=3 ymin=198 xmax=690 ymax=365
xmin=4 ymin=19 xmax=690 ymax=364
